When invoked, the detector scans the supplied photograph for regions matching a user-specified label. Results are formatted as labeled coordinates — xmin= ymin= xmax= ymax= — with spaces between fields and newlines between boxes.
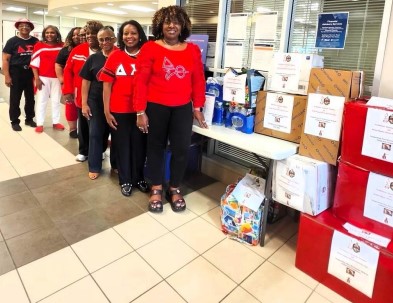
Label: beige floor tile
xmin=307 ymin=292 xmax=332 ymax=303
xmin=0 ymin=270 xmax=29 ymax=303
xmin=137 ymin=233 xmax=198 ymax=278
xmin=173 ymin=217 xmax=226 ymax=254
xmin=221 ymin=286 xmax=260 ymax=303
xmin=18 ymin=247 xmax=88 ymax=302
xmin=71 ymin=228 xmax=133 ymax=273
xmin=197 ymin=182 xmax=227 ymax=200
xmin=166 ymin=257 xmax=236 ymax=303
xmin=269 ymin=238 xmax=318 ymax=289
xmin=241 ymin=261 xmax=312 ymax=303
xmin=114 ymin=213 xmax=169 ymax=249
xmin=132 ymin=281 xmax=186 ymax=303
xmin=92 ymin=252 xmax=162 ymax=303
xmin=203 ymin=238 xmax=264 ymax=283
xmin=201 ymin=206 xmax=222 ymax=229
xmin=39 ymin=276 xmax=109 ymax=303
xmin=0 ymin=151 xmax=19 ymax=182
xmin=148 ymin=203 xmax=197 ymax=231
xmin=314 ymin=283 xmax=352 ymax=303
xmin=185 ymin=190 xmax=220 ymax=215
xmin=246 ymin=233 xmax=287 ymax=259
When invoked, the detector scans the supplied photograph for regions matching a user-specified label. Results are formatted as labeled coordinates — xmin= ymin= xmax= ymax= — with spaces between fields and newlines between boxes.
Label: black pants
xmin=77 ymin=108 xmax=90 ymax=156
xmin=146 ymin=102 xmax=193 ymax=187
xmin=87 ymin=99 xmax=111 ymax=172
xmin=9 ymin=66 xmax=35 ymax=125
xmin=111 ymin=113 xmax=147 ymax=185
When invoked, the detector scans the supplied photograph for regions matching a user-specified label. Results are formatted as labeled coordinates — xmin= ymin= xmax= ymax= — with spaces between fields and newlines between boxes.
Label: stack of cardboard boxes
xmin=295 ymin=97 xmax=393 ymax=303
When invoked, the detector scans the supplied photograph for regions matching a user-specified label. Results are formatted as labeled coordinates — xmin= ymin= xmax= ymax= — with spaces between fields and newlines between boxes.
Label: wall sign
xmin=315 ymin=12 xmax=349 ymax=49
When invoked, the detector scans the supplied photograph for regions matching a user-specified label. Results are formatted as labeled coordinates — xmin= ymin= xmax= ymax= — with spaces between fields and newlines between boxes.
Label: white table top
xmin=192 ymin=124 xmax=299 ymax=160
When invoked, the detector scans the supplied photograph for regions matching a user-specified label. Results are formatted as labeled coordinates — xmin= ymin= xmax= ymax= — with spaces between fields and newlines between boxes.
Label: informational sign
xmin=254 ymin=12 xmax=278 ymax=41
xmin=223 ymin=42 xmax=244 ymax=68
xmin=227 ymin=13 xmax=250 ymax=40
xmin=186 ymin=34 xmax=209 ymax=64
xmin=250 ymin=43 xmax=274 ymax=71
xmin=263 ymin=93 xmax=294 ymax=133
xmin=315 ymin=12 xmax=349 ymax=49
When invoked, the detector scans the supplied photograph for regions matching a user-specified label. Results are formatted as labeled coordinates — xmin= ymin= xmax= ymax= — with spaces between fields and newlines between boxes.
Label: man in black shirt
xmin=2 ymin=18 xmax=38 ymax=131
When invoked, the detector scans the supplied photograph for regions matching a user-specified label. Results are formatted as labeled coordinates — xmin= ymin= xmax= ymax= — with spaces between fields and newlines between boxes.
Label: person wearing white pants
xmin=30 ymin=25 xmax=65 ymax=133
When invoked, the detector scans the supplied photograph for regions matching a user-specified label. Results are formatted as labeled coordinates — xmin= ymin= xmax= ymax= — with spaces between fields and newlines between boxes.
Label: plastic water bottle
xmin=213 ymin=101 xmax=224 ymax=125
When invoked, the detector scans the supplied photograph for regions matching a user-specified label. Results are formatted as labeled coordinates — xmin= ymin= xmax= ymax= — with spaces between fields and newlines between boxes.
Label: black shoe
xmin=25 ymin=120 xmax=37 ymax=127
xmin=69 ymin=129 xmax=77 ymax=139
xmin=135 ymin=180 xmax=150 ymax=193
xmin=12 ymin=124 xmax=22 ymax=131
xmin=120 ymin=183 xmax=132 ymax=197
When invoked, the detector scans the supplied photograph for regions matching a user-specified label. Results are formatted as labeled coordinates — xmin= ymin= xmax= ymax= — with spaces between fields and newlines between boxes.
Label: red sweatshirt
xmin=99 ymin=49 xmax=137 ymax=113
xmin=62 ymin=43 xmax=91 ymax=108
xmin=30 ymin=42 xmax=63 ymax=78
xmin=133 ymin=41 xmax=205 ymax=112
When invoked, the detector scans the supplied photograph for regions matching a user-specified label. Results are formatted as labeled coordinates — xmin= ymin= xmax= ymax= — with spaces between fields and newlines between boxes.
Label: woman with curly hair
xmin=134 ymin=5 xmax=207 ymax=212
xmin=55 ymin=27 xmax=82 ymax=138
xmin=100 ymin=20 xmax=149 ymax=196
xmin=63 ymin=20 xmax=105 ymax=162
xmin=30 ymin=25 xmax=64 ymax=133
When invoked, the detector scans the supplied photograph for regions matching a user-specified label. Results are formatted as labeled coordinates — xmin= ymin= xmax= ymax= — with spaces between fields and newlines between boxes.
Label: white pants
xmin=35 ymin=76 xmax=62 ymax=125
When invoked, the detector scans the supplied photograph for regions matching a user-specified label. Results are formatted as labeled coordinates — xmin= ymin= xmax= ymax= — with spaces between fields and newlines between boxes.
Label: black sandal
xmin=148 ymin=189 xmax=163 ymax=213
xmin=165 ymin=188 xmax=186 ymax=212
xmin=121 ymin=183 xmax=132 ymax=197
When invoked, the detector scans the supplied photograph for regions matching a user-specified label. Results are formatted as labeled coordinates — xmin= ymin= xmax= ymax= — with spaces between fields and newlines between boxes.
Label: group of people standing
xmin=2 ymin=5 xmax=208 ymax=213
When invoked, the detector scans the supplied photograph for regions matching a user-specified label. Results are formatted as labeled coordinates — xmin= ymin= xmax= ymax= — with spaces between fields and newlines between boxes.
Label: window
xmin=289 ymin=0 xmax=385 ymax=95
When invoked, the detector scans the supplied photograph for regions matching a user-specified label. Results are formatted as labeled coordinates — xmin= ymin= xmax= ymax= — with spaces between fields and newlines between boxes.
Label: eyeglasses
xmin=98 ymin=37 xmax=115 ymax=43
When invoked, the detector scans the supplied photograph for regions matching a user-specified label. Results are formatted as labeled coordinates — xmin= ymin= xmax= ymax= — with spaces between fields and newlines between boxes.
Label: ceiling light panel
xmin=92 ymin=7 xmax=128 ymax=15
xmin=120 ymin=5 xmax=155 ymax=12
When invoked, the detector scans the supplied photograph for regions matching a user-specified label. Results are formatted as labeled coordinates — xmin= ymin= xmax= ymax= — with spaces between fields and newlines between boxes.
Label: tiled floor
xmin=0 ymin=100 xmax=352 ymax=302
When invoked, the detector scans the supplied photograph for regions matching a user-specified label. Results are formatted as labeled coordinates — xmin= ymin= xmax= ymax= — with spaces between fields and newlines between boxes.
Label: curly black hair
xmin=117 ymin=20 xmax=147 ymax=51
xmin=84 ymin=20 xmax=104 ymax=35
xmin=64 ymin=27 xmax=82 ymax=50
xmin=41 ymin=25 xmax=62 ymax=43
xmin=151 ymin=5 xmax=191 ymax=42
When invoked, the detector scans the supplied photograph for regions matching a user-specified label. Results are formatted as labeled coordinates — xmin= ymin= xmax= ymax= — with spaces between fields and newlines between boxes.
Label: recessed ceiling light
xmin=107 ymin=3 xmax=114 ymax=6
xmin=72 ymin=7 xmax=79 ymax=10
xmin=120 ymin=5 xmax=155 ymax=12
xmin=152 ymin=2 xmax=158 ymax=4
xmin=33 ymin=10 xmax=48 ymax=15
xmin=5 ymin=6 xmax=26 ymax=12
xmin=93 ymin=7 xmax=127 ymax=15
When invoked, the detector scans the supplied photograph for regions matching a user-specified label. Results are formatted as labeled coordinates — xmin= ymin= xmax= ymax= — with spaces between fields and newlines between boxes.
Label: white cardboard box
xmin=272 ymin=154 xmax=334 ymax=215
xmin=267 ymin=53 xmax=324 ymax=95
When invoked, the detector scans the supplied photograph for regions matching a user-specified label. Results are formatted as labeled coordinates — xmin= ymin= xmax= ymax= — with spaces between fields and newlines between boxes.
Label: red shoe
xmin=35 ymin=126 xmax=44 ymax=133
xmin=53 ymin=123 xmax=65 ymax=130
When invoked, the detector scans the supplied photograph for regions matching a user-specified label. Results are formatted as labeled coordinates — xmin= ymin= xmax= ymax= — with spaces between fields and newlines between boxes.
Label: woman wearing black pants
xmin=134 ymin=6 xmax=207 ymax=213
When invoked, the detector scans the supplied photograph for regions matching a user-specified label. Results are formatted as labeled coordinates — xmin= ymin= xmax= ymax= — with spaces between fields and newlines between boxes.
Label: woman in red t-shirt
xmin=100 ymin=20 xmax=149 ymax=197
xmin=30 ymin=25 xmax=64 ymax=133
xmin=134 ymin=6 xmax=207 ymax=213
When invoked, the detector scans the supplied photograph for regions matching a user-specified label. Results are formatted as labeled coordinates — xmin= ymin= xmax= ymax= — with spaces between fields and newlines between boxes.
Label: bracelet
xmin=136 ymin=111 xmax=145 ymax=116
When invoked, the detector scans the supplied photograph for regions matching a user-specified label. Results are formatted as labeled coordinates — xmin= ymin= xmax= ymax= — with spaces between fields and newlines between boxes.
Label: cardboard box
xmin=296 ymin=211 xmax=393 ymax=303
xmin=267 ymin=53 xmax=324 ymax=95
xmin=272 ymin=154 xmax=335 ymax=216
xmin=341 ymin=101 xmax=393 ymax=177
xmin=299 ymin=68 xmax=363 ymax=165
xmin=333 ymin=160 xmax=393 ymax=239
xmin=254 ymin=91 xmax=307 ymax=143
xmin=308 ymin=68 xmax=362 ymax=100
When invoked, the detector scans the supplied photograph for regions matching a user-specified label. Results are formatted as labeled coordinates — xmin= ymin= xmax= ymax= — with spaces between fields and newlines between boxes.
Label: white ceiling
xmin=6 ymin=0 xmax=159 ymax=19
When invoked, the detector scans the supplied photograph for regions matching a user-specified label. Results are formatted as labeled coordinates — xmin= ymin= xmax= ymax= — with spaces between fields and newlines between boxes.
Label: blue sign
xmin=186 ymin=34 xmax=209 ymax=64
xmin=315 ymin=12 xmax=349 ymax=49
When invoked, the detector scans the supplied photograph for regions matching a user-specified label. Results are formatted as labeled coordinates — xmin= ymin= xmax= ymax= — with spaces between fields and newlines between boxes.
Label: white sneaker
xmin=76 ymin=154 xmax=88 ymax=162
xmin=102 ymin=152 xmax=106 ymax=160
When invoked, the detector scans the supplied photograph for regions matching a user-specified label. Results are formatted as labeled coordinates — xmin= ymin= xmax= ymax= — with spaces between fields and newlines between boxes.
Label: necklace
xmin=162 ymin=38 xmax=180 ymax=46
xmin=125 ymin=48 xmax=140 ymax=57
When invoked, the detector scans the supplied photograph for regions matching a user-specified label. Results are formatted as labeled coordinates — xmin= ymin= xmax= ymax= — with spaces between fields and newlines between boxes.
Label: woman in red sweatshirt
xmin=134 ymin=6 xmax=207 ymax=213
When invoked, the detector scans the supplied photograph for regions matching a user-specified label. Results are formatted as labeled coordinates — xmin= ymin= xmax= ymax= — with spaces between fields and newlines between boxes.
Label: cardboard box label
xmin=223 ymin=71 xmax=247 ymax=103
xmin=364 ymin=172 xmax=393 ymax=228
xmin=304 ymin=93 xmax=345 ymax=141
xmin=328 ymin=231 xmax=379 ymax=298
xmin=263 ymin=93 xmax=294 ymax=133
xmin=343 ymin=223 xmax=391 ymax=248
xmin=270 ymin=53 xmax=302 ymax=92
xmin=361 ymin=108 xmax=393 ymax=163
